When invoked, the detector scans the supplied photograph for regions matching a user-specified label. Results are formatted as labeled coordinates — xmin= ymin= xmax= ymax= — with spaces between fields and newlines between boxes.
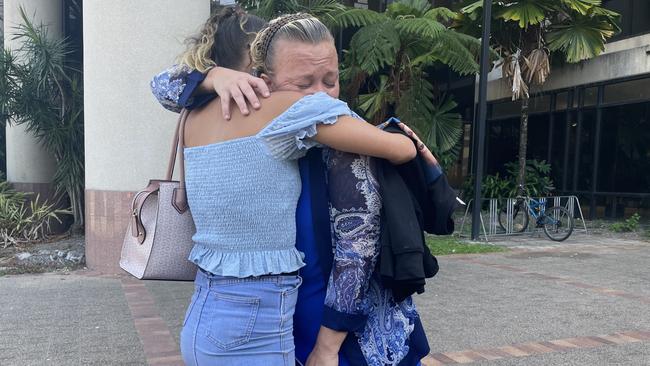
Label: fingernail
xmin=264 ymin=92 xmax=270 ymax=97
xmin=254 ymin=103 xmax=260 ymax=108
xmin=225 ymin=115 xmax=230 ymax=120
xmin=243 ymin=110 xmax=249 ymax=115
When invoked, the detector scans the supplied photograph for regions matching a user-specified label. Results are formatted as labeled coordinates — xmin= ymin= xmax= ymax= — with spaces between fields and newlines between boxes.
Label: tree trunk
xmin=68 ymin=185 xmax=84 ymax=235
xmin=517 ymin=96 xmax=529 ymax=194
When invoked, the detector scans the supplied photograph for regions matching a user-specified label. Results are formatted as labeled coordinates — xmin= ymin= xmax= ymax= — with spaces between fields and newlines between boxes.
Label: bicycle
xmin=497 ymin=187 xmax=574 ymax=242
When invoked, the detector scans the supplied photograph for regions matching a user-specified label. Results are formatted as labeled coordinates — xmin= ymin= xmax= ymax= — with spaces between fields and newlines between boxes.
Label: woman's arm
xmin=149 ymin=65 xmax=269 ymax=119
xmin=313 ymin=116 xmax=417 ymax=165
xmin=306 ymin=151 xmax=383 ymax=365
xmin=150 ymin=64 xmax=197 ymax=113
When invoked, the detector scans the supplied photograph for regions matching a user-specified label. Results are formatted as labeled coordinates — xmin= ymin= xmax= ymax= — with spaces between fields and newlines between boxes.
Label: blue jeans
xmin=181 ymin=269 xmax=302 ymax=366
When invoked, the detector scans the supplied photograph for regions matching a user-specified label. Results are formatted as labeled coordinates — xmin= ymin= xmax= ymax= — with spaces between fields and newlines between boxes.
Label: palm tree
xmin=459 ymin=0 xmax=620 ymax=191
xmin=334 ymin=0 xmax=483 ymax=165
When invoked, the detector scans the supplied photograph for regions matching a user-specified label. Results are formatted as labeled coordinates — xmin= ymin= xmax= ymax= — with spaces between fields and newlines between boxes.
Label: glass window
xmin=583 ymin=87 xmax=598 ymax=107
xmin=528 ymin=95 xmax=551 ymax=114
xmin=491 ymin=100 xmax=520 ymax=119
xmin=527 ymin=114 xmax=551 ymax=162
xmin=598 ymin=101 xmax=650 ymax=193
xmin=603 ymin=77 xmax=650 ymax=105
xmin=486 ymin=118 xmax=519 ymax=176
xmin=555 ymin=92 xmax=569 ymax=111
xmin=549 ymin=112 xmax=568 ymax=187
xmin=575 ymin=109 xmax=597 ymax=190
xmin=562 ymin=111 xmax=578 ymax=190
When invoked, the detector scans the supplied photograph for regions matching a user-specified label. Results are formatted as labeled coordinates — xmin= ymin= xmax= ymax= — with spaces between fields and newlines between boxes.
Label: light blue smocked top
xmin=183 ymin=92 xmax=355 ymax=277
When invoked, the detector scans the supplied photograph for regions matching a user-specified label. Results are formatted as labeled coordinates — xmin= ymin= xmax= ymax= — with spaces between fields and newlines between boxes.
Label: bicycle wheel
xmin=542 ymin=206 xmax=574 ymax=242
xmin=498 ymin=201 xmax=529 ymax=233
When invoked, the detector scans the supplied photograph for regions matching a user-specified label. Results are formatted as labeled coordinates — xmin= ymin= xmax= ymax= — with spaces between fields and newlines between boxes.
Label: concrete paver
xmin=0 ymin=274 xmax=147 ymax=365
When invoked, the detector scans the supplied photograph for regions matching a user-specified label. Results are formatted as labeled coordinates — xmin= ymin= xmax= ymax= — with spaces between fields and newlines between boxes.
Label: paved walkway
xmin=1 ymin=235 xmax=648 ymax=365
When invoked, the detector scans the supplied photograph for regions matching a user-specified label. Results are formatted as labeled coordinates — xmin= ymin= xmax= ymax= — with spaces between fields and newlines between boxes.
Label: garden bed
xmin=0 ymin=234 xmax=85 ymax=276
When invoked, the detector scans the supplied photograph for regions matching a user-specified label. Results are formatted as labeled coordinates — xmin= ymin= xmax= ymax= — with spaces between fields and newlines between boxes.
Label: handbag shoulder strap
xmin=166 ymin=109 xmax=188 ymax=180
xmin=130 ymin=111 xmax=190 ymax=243
xmin=171 ymin=110 xmax=190 ymax=214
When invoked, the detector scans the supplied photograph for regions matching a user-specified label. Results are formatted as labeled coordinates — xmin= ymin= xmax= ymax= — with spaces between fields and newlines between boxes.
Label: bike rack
xmin=458 ymin=195 xmax=589 ymax=241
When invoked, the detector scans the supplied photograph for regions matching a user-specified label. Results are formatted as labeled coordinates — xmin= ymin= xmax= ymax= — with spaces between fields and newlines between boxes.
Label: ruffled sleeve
xmin=258 ymin=92 xmax=355 ymax=160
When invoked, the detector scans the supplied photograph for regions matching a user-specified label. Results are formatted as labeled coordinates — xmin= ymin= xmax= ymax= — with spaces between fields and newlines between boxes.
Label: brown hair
xmin=179 ymin=7 xmax=267 ymax=73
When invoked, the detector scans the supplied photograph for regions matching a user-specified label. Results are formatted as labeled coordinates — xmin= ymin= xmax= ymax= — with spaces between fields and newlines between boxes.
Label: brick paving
xmin=121 ymin=278 xmax=183 ymax=366
xmin=421 ymin=331 xmax=650 ymax=365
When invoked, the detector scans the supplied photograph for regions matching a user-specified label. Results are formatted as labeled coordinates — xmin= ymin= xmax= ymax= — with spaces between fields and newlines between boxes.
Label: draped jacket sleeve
xmin=321 ymin=150 xmax=382 ymax=332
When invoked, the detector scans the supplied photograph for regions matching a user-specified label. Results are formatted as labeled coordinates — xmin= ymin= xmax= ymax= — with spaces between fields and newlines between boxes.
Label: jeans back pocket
xmin=203 ymin=292 xmax=260 ymax=351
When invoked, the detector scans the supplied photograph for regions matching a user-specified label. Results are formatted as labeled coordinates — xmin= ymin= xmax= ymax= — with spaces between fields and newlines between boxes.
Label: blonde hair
xmin=179 ymin=7 xmax=266 ymax=73
xmin=250 ymin=13 xmax=334 ymax=76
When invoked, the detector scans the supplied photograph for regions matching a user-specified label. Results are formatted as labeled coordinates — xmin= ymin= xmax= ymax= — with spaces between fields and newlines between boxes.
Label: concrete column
xmin=83 ymin=0 xmax=210 ymax=273
xmin=4 ymin=0 xmax=61 ymax=196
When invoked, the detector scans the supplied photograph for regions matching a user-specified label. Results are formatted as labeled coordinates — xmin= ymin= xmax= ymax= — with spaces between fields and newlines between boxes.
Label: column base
xmin=85 ymin=189 xmax=135 ymax=274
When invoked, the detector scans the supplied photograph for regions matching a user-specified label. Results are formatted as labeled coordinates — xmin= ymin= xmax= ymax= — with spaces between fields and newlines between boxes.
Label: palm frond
xmin=356 ymin=75 xmax=392 ymax=121
xmin=560 ymin=0 xmax=601 ymax=15
xmin=396 ymin=75 xmax=435 ymax=126
xmin=460 ymin=0 xmax=484 ymax=16
xmin=497 ymin=0 xmax=553 ymax=28
xmin=349 ymin=21 xmax=401 ymax=74
xmin=394 ymin=17 xmax=445 ymax=40
xmin=424 ymin=7 xmax=457 ymax=23
xmin=420 ymin=31 xmax=480 ymax=75
xmin=297 ymin=0 xmax=347 ymax=27
xmin=546 ymin=14 xmax=615 ymax=62
xmin=421 ymin=95 xmax=463 ymax=154
xmin=387 ymin=0 xmax=432 ymax=17
xmin=332 ymin=8 xmax=386 ymax=28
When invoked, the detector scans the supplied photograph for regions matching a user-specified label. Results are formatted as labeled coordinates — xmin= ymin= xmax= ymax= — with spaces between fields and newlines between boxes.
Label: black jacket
xmin=377 ymin=125 xmax=460 ymax=302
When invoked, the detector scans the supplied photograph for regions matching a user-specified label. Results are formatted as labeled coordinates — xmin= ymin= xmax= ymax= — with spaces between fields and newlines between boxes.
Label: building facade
xmin=482 ymin=0 xmax=650 ymax=219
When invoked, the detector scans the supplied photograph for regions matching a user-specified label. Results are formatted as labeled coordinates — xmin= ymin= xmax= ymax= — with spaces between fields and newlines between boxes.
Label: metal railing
xmin=457 ymin=195 xmax=588 ymax=241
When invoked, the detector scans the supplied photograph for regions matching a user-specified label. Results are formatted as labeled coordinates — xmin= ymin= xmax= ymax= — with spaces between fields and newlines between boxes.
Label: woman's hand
xmin=305 ymin=326 xmax=345 ymax=366
xmin=397 ymin=123 xmax=440 ymax=167
xmin=305 ymin=347 xmax=339 ymax=366
xmin=202 ymin=67 xmax=270 ymax=120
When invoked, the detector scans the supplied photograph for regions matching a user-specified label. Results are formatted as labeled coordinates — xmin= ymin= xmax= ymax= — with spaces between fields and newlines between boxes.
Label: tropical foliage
xmin=336 ymin=0 xmax=484 ymax=166
xmin=0 ymin=176 xmax=70 ymax=248
xmin=236 ymin=0 xmax=347 ymax=24
xmin=462 ymin=159 xmax=555 ymax=200
xmin=458 ymin=0 xmax=620 ymax=190
xmin=0 ymin=8 xmax=84 ymax=232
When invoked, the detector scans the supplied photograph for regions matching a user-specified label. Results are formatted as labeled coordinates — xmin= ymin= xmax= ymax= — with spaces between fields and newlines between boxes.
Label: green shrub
xmin=0 ymin=178 xmax=70 ymax=248
xmin=462 ymin=159 xmax=555 ymax=200
xmin=610 ymin=213 xmax=641 ymax=233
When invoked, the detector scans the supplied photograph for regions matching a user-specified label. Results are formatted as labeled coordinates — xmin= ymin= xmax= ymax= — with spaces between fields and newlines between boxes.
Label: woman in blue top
xmin=178 ymin=9 xmax=417 ymax=366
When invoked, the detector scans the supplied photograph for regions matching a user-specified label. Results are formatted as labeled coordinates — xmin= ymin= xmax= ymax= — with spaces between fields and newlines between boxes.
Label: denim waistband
xmin=195 ymin=267 xmax=299 ymax=288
